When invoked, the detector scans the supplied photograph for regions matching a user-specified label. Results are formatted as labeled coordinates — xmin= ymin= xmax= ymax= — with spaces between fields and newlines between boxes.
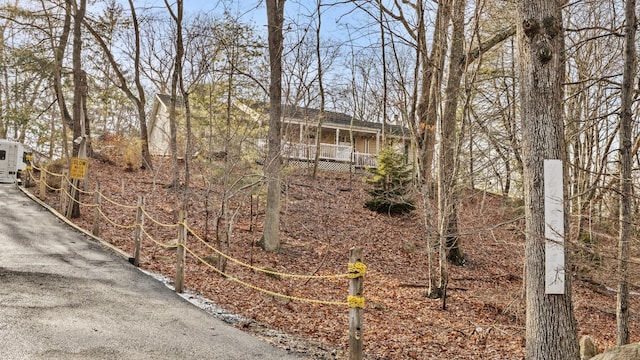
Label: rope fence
xmin=24 ymin=160 xmax=367 ymax=359
xmin=186 ymin=224 xmax=358 ymax=280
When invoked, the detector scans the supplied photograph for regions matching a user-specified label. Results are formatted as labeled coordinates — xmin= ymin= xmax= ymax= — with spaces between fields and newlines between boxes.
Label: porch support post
xmin=299 ymin=123 xmax=303 ymax=143
xmin=376 ymin=132 xmax=380 ymax=154
xmin=336 ymin=128 xmax=340 ymax=145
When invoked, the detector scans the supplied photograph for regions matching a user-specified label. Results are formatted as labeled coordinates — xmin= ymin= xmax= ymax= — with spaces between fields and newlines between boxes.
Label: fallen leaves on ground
xmin=28 ymin=156 xmax=640 ymax=359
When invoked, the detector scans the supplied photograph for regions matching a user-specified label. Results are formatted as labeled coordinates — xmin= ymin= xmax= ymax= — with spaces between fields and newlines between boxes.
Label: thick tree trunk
xmin=168 ymin=90 xmax=179 ymax=188
xmin=128 ymin=0 xmax=152 ymax=170
xmin=49 ymin=2 xmax=72 ymax=160
xmin=137 ymin=106 xmax=151 ymax=167
xmin=516 ymin=1 xmax=579 ymax=359
xmin=421 ymin=186 xmax=440 ymax=298
xmin=175 ymin=1 xmax=192 ymax=210
xmin=413 ymin=0 xmax=450 ymax=300
xmin=260 ymin=0 xmax=285 ymax=252
xmin=438 ymin=0 xmax=466 ymax=272
xmin=616 ymin=0 xmax=636 ymax=346
xmin=71 ymin=0 xmax=85 ymax=158
xmin=419 ymin=0 xmax=451 ymax=185
xmin=165 ymin=0 xmax=184 ymax=190
xmin=70 ymin=0 xmax=86 ymax=219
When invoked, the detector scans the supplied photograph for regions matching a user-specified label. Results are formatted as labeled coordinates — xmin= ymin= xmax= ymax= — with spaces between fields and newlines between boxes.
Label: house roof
xmin=152 ymin=94 xmax=410 ymax=138
xmin=156 ymin=93 xmax=185 ymax=108
xmin=265 ymin=104 xmax=410 ymax=137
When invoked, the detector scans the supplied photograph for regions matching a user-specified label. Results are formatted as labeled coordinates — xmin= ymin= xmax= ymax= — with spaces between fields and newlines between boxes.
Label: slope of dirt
xmin=28 ymin=155 xmax=640 ymax=359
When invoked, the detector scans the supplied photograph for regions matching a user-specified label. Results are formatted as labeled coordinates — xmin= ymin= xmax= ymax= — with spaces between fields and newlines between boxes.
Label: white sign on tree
xmin=544 ymin=159 xmax=565 ymax=294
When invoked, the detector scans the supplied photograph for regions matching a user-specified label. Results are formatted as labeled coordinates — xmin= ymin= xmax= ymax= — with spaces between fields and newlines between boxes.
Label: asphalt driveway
xmin=0 ymin=184 xmax=301 ymax=360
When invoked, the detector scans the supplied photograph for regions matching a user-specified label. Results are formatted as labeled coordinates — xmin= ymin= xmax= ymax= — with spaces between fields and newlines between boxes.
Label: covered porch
xmin=281 ymin=141 xmax=378 ymax=168
xmin=281 ymin=122 xmax=385 ymax=168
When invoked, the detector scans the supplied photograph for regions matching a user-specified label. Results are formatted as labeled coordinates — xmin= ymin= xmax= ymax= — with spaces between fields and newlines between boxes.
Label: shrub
xmin=364 ymin=146 xmax=415 ymax=215
xmin=44 ymin=158 xmax=66 ymax=191
xmin=122 ymin=138 xmax=142 ymax=171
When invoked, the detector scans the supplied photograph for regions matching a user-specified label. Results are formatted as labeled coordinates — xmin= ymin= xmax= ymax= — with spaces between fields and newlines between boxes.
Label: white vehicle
xmin=0 ymin=140 xmax=28 ymax=183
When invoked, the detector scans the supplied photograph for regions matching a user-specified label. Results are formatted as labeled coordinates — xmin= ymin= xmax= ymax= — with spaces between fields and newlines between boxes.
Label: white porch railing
xmin=256 ymin=139 xmax=378 ymax=168
xmin=353 ymin=152 xmax=377 ymax=168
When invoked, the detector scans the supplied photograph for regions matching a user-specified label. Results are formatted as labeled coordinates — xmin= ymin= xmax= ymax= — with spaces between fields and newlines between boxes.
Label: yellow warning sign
xmin=69 ymin=157 xmax=88 ymax=179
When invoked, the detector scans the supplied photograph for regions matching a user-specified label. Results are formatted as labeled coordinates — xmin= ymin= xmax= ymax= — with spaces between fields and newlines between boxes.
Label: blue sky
xmin=138 ymin=0 xmax=373 ymax=45
xmin=138 ymin=1 xmax=266 ymax=25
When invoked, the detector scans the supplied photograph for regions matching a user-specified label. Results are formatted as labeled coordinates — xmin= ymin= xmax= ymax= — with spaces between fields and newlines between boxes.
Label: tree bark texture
xmin=419 ymin=0 xmax=451 ymax=185
xmin=438 ymin=0 xmax=466 ymax=271
xmin=51 ymin=2 xmax=72 ymax=133
xmin=414 ymin=0 xmax=450 ymax=299
xmin=616 ymin=0 xmax=636 ymax=346
xmin=128 ymin=0 xmax=152 ymax=170
xmin=175 ymin=0 xmax=193 ymax=210
xmin=261 ymin=0 xmax=285 ymax=252
xmin=71 ymin=0 xmax=86 ymax=157
xmin=312 ymin=0 xmax=324 ymax=180
xmin=166 ymin=0 xmax=184 ymax=190
xmin=70 ymin=0 xmax=87 ymax=219
xmin=515 ymin=1 xmax=579 ymax=359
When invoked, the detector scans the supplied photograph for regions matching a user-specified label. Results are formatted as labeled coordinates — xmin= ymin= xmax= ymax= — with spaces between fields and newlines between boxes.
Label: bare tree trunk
xmin=438 ymin=0 xmax=467 ymax=277
xmin=312 ymin=0 xmax=324 ymax=180
xmin=437 ymin=0 xmax=465 ymax=307
xmin=81 ymin=73 xmax=91 ymax=157
xmin=45 ymin=0 xmax=72 ymax=159
xmin=260 ymin=0 xmax=286 ymax=252
xmin=417 ymin=0 xmax=448 ymax=300
xmin=128 ymin=0 xmax=152 ymax=170
xmin=419 ymin=0 xmax=451 ymax=185
xmin=378 ymin=0 xmax=387 ymax=142
xmin=421 ymin=185 xmax=440 ymax=298
xmin=616 ymin=0 xmax=636 ymax=345
xmin=217 ymin=45 xmax=236 ymax=271
xmin=175 ymin=1 xmax=191 ymax=210
xmin=165 ymin=0 xmax=184 ymax=191
xmin=83 ymin=0 xmax=153 ymax=170
xmin=70 ymin=0 xmax=87 ymax=219
xmin=376 ymin=0 xmax=515 ymax=299
xmin=181 ymin=93 xmax=191 ymax=206
xmin=421 ymin=0 xmax=453 ymax=298
xmin=516 ymin=1 xmax=579 ymax=359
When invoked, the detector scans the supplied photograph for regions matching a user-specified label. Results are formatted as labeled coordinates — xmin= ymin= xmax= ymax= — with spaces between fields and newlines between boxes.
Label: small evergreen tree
xmin=364 ymin=146 xmax=415 ymax=215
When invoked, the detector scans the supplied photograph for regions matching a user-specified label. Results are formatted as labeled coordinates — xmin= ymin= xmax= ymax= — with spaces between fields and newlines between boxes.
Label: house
xmin=147 ymin=94 xmax=413 ymax=170
xmin=148 ymin=94 xmax=185 ymax=157
xmin=257 ymin=105 xmax=412 ymax=171
xmin=147 ymin=93 xmax=253 ymax=158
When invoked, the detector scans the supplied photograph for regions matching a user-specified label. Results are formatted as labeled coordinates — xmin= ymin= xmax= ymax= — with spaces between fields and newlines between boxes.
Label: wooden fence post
xmin=23 ymin=168 xmax=31 ymax=188
xmin=38 ymin=170 xmax=46 ymax=201
xmin=65 ymin=178 xmax=78 ymax=219
xmin=59 ymin=170 xmax=67 ymax=212
xmin=175 ymin=211 xmax=186 ymax=293
xmin=349 ymin=247 xmax=364 ymax=360
xmin=132 ymin=195 xmax=145 ymax=267
xmin=91 ymin=184 xmax=101 ymax=236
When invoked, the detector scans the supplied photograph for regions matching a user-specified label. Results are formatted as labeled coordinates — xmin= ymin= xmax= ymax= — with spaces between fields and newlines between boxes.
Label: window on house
xmin=338 ymin=134 xmax=351 ymax=147
xmin=0 ymin=150 xmax=5 ymax=161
